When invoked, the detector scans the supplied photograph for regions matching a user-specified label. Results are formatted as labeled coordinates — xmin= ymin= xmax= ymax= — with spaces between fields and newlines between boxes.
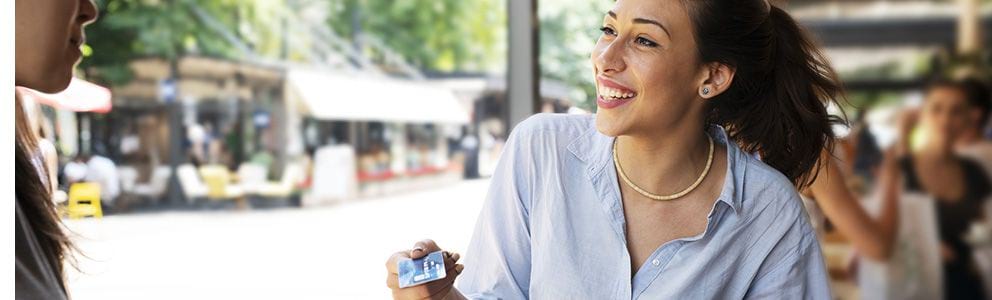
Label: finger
xmin=444 ymin=260 xmax=458 ymax=274
xmin=386 ymin=251 xmax=411 ymax=274
xmin=386 ymin=271 xmax=399 ymax=289
xmin=411 ymin=239 xmax=441 ymax=259
xmin=425 ymin=281 xmax=455 ymax=300
xmin=390 ymin=272 xmax=456 ymax=300
xmin=422 ymin=273 xmax=457 ymax=298
xmin=441 ymin=252 xmax=460 ymax=268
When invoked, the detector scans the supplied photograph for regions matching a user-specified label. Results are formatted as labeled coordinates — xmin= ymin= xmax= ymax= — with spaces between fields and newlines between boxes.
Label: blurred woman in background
xmin=895 ymin=79 xmax=991 ymax=299
xmin=955 ymin=78 xmax=992 ymax=175
xmin=15 ymin=0 xmax=98 ymax=298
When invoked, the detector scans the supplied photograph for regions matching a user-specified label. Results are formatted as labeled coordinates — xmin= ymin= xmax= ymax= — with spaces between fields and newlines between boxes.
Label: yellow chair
xmin=198 ymin=165 xmax=244 ymax=200
xmin=68 ymin=182 xmax=103 ymax=219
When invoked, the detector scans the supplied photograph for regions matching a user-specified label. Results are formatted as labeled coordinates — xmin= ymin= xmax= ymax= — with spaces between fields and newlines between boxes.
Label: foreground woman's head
xmin=591 ymin=0 xmax=844 ymax=188
xmin=15 ymin=0 xmax=97 ymax=92
xmin=14 ymin=0 xmax=98 ymax=292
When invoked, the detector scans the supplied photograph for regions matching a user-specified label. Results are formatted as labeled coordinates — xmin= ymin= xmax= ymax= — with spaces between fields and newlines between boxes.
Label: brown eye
xmin=635 ymin=37 xmax=658 ymax=47
xmin=599 ymin=27 xmax=617 ymax=37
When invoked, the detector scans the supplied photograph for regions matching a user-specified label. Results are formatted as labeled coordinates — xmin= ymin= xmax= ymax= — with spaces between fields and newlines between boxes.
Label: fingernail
xmin=412 ymin=247 xmax=424 ymax=254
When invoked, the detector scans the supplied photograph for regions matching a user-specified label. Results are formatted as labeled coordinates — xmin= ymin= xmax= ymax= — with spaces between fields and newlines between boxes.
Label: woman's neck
xmin=615 ymin=123 xmax=711 ymax=195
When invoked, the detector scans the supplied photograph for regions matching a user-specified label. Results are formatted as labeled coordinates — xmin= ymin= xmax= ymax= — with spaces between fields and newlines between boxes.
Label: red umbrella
xmin=16 ymin=78 xmax=112 ymax=113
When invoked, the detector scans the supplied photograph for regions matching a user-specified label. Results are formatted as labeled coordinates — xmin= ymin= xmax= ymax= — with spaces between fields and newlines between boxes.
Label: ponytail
xmin=685 ymin=1 xmax=845 ymax=188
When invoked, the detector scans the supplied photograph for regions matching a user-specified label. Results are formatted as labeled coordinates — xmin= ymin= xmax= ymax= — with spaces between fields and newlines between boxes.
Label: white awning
xmin=287 ymin=69 xmax=469 ymax=124
xmin=17 ymin=78 xmax=113 ymax=113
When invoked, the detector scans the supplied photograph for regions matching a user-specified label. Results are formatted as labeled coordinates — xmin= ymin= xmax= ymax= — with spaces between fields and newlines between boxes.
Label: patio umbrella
xmin=17 ymin=78 xmax=112 ymax=113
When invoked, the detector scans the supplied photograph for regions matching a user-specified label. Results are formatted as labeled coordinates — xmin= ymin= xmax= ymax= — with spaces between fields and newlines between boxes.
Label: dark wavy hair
xmin=683 ymin=0 xmax=846 ymax=189
xmin=16 ymin=92 xmax=74 ymax=294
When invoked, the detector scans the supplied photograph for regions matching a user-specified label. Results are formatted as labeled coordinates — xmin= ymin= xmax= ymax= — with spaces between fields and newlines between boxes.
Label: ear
xmin=697 ymin=62 xmax=735 ymax=99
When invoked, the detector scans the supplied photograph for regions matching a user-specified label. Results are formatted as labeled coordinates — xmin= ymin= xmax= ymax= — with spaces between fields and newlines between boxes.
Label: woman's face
xmin=921 ymin=86 xmax=972 ymax=147
xmin=591 ymin=0 xmax=707 ymax=137
xmin=15 ymin=0 xmax=97 ymax=93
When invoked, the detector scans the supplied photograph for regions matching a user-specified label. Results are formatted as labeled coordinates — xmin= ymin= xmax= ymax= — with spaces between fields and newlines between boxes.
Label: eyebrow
xmin=607 ymin=10 xmax=672 ymax=39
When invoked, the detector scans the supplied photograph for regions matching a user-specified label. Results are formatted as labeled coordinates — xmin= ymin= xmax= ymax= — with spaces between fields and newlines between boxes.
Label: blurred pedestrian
xmin=186 ymin=122 xmax=207 ymax=166
xmin=63 ymin=154 xmax=89 ymax=185
xmin=890 ymin=79 xmax=990 ymax=300
xmin=956 ymin=78 xmax=992 ymax=177
xmin=459 ymin=129 xmax=479 ymax=179
xmin=15 ymin=0 xmax=98 ymax=298
xmin=851 ymin=109 xmax=883 ymax=183
xmin=84 ymin=151 xmax=121 ymax=209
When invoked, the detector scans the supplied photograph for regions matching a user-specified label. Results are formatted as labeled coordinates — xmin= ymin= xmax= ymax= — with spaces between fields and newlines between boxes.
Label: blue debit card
xmin=398 ymin=250 xmax=447 ymax=288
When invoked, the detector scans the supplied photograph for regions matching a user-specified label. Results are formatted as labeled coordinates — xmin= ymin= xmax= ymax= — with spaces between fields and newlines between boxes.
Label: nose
xmin=78 ymin=0 xmax=99 ymax=26
xmin=594 ymin=39 xmax=626 ymax=75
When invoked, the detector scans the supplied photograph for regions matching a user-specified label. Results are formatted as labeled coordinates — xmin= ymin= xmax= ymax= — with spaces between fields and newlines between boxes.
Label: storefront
xmin=286 ymin=69 xmax=469 ymax=204
xmin=108 ymin=56 xmax=286 ymax=205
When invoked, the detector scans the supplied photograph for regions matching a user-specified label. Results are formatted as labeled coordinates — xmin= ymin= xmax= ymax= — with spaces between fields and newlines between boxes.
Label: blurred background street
xmin=65 ymin=179 xmax=489 ymax=300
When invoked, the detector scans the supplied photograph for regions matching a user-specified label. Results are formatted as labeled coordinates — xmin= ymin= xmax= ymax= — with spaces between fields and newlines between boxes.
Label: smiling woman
xmin=15 ymin=0 xmax=98 ymax=299
xmin=385 ymin=0 xmax=842 ymax=299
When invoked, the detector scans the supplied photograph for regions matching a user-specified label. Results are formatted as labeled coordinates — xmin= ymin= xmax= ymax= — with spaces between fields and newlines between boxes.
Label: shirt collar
xmin=566 ymin=123 xmax=744 ymax=214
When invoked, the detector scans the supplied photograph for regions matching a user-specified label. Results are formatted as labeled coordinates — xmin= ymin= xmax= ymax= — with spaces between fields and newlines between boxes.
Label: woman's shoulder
xmin=512 ymin=113 xmax=594 ymax=137
xmin=737 ymin=151 xmax=808 ymax=219
xmin=740 ymin=152 xmax=798 ymax=196
xmin=505 ymin=113 xmax=595 ymax=149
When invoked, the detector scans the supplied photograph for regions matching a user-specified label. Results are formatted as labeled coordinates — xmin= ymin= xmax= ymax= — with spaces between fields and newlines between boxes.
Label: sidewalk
xmin=65 ymin=179 xmax=490 ymax=300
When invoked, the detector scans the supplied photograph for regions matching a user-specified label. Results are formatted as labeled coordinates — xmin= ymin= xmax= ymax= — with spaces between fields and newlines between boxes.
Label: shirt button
xmin=651 ymin=259 xmax=660 ymax=266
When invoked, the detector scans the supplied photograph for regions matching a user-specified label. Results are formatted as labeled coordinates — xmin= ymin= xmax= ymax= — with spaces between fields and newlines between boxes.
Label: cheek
xmin=632 ymin=57 xmax=695 ymax=107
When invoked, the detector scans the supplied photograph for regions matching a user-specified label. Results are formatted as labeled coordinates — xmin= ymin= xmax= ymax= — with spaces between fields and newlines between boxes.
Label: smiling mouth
xmin=598 ymin=84 xmax=637 ymax=101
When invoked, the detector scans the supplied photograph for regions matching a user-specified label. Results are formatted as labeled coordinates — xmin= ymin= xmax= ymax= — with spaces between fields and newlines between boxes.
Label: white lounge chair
xmin=177 ymin=164 xmax=209 ymax=202
xmin=133 ymin=166 xmax=171 ymax=200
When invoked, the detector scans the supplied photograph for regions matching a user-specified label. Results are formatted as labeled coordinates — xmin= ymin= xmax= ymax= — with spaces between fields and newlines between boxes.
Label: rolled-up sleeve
xmin=455 ymin=126 xmax=534 ymax=300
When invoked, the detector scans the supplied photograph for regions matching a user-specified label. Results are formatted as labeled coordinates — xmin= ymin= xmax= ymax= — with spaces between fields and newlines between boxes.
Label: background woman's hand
xmin=386 ymin=239 xmax=465 ymax=300
xmin=894 ymin=108 xmax=920 ymax=157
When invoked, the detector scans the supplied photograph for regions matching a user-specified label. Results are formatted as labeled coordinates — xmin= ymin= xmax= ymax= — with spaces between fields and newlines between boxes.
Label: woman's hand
xmin=894 ymin=109 xmax=919 ymax=158
xmin=386 ymin=239 xmax=466 ymax=300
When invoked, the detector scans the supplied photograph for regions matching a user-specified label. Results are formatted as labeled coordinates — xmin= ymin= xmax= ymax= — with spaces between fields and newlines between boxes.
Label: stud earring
xmin=702 ymin=87 xmax=710 ymax=96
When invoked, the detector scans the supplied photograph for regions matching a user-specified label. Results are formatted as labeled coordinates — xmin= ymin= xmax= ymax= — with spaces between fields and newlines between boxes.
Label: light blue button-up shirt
xmin=455 ymin=114 xmax=830 ymax=299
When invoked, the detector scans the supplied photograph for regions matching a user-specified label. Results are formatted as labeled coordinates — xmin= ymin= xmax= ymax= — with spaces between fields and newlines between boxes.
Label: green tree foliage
xmin=80 ymin=0 xmax=506 ymax=85
xmin=81 ymin=0 xmax=262 ymax=84
xmin=539 ymin=0 xmax=610 ymax=110
xmin=324 ymin=0 xmax=505 ymax=72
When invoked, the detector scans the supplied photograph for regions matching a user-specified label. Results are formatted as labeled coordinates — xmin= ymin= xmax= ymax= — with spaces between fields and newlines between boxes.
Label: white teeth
xmin=599 ymin=85 xmax=635 ymax=99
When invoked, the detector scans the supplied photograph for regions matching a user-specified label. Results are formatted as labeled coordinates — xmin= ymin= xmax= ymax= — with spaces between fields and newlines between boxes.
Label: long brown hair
xmin=15 ymin=91 xmax=73 ymax=292
xmin=684 ymin=0 xmax=846 ymax=189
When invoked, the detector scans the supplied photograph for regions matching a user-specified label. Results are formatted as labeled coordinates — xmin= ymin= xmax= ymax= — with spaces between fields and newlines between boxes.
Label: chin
xmin=594 ymin=113 xmax=625 ymax=137
xmin=41 ymin=68 xmax=74 ymax=94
